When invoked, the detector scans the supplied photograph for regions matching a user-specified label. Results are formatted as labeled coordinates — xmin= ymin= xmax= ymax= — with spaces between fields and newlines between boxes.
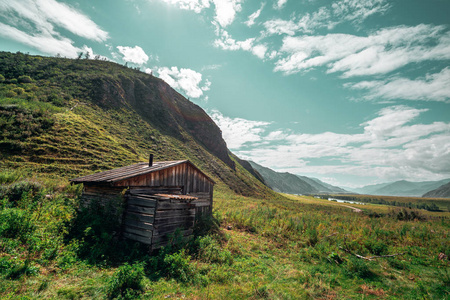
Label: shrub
xmin=6 ymin=260 xmax=39 ymax=280
xmin=0 ymin=180 xmax=43 ymax=203
xmin=12 ymin=87 xmax=25 ymax=95
xmin=0 ymin=74 xmax=5 ymax=82
xmin=163 ymin=249 xmax=196 ymax=283
xmin=197 ymin=235 xmax=233 ymax=265
xmin=344 ymin=257 xmax=375 ymax=279
xmin=107 ymin=262 xmax=145 ymax=299
xmin=17 ymin=75 xmax=32 ymax=83
xmin=0 ymin=208 xmax=34 ymax=242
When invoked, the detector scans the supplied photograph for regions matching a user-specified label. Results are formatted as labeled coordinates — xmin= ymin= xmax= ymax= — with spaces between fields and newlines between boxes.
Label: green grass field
xmin=315 ymin=194 xmax=450 ymax=212
xmin=0 ymin=175 xmax=448 ymax=299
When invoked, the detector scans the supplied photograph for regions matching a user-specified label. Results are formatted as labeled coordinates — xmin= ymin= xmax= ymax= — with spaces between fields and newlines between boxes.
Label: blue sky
xmin=0 ymin=0 xmax=449 ymax=188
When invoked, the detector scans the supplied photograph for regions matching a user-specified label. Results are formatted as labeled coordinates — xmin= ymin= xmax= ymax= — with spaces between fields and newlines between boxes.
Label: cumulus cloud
xmin=274 ymin=0 xmax=288 ymax=10
xmin=160 ymin=0 xmax=241 ymax=28
xmin=264 ymin=0 xmax=389 ymax=36
xmin=274 ymin=24 xmax=450 ymax=77
xmin=0 ymin=0 xmax=108 ymax=57
xmin=117 ymin=45 xmax=149 ymax=65
xmin=209 ymin=110 xmax=271 ymax=149
xmin=213 ymin=106 xmax=450 ymax=182
xmin=245 ymin=3 xmax=265 ymax=27
xmin=347 ymin=67 xmax=450 ymax=103
xmin=212 ymin=0 xmax=242 ymax=28
xmin=157 ymin=66 xmax=210 ymax=98
xmin=214 ymin=30 xmax=268 ymax=59
xmin=161 ymin=0 xmax=211 ymax=13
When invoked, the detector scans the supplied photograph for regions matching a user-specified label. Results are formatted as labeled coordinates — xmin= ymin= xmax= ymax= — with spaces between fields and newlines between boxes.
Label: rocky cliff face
xmin=89 ymin=74 xmax=235 ymax=170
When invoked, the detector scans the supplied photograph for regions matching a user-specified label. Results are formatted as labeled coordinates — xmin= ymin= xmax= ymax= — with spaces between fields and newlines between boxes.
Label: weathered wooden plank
xmin=123 ymin=226 xmax=153 ymax=238
xmin=127 ymin=205 xmax=155 ymax=215
xmin=155 ymin=215 xmax=195 ymax=225
xmin=191 ymin=201 xmax=211 ymax=207
xmin=125 ymin=212 xmax=154 ymax=223
xmin=155 ymin=208 xmax=195 ymax=218
xmin=153 ymin=221 xmax=194 ymax=234
xmin=123 ymin=232 xmax=152 ymax=245
xmin=156 ymin=202 xmax=192 ymax=210
xmin=123 ymin=218 xmax=153 ymax=230
xmin=153 ymin=225 xmax=193 ymax=236
xmin=127 ymin=197 xmax=157 ymax=208
xmin=152 ymin=229 xmax=193 ymax=243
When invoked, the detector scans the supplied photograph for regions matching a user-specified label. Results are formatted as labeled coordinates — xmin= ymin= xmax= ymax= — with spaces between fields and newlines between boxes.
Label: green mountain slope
xmin=248 ymin=161 xmax=318 ymax=194
xmin=0 ymin=51 xmax=273 ymax=198
xmin=354 ymin=179 xmax=450 ymax=197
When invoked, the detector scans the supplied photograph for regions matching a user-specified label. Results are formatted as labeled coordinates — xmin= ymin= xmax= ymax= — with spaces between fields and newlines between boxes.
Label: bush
xmin=106 ymin=262 xmax=145 ymax=299
xmin=0 ymin=208 xmax=34 ymax=242
xmin=17 ymin=75 xmax=32 ymax=83
xmin=197 ymin=235 xmax=233 ymax=265
xmin=344 ymin=257 xmax=375 ymax=279
xmin=0 ymin=180 xmax=43 ymax=203
xmin=163 ymin=249 xmax=196 ymax=283
xmin=0 ymin=74 xmax=5 ymax=82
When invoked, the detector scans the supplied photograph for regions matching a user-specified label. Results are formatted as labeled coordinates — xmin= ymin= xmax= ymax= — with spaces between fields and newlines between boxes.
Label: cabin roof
xmin=70 ymin=160 xmax=215 ymax=185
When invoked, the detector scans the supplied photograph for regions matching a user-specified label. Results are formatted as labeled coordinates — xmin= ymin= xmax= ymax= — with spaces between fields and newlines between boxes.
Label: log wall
xmin=113 ymin=162 xmax=214 ymax=194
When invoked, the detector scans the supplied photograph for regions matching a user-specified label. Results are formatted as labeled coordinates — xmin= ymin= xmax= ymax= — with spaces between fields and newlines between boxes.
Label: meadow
xmin=0 ymin=172 xmax=448 ymax=299
xmin=316 ymin=194 xmax=450 ymax=212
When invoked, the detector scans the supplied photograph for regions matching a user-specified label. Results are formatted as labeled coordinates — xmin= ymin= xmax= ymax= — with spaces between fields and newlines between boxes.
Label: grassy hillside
xmin=0 ymin=51 xmax=274 ymax=198
xmin=0 ymin=180 xmax=448 ymax=299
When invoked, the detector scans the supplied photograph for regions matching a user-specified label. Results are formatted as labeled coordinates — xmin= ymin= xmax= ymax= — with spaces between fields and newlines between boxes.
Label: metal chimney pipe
xmin=149 ymin=154 xmax=153 ymax=167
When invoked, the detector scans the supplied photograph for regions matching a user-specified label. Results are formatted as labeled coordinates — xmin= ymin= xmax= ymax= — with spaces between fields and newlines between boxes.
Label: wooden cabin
xmin=71 ymin=157 xmax=214 ymax=249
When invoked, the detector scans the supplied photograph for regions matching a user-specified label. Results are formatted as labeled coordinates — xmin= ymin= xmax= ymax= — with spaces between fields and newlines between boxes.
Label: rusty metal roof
xmin=71 ymin=160 xmax=204 ymax=184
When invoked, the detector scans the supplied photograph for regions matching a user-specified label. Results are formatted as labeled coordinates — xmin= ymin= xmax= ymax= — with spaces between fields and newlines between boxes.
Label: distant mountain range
xmin=423 ymin=182 xmax=450 ymax=198
xmin=248 ymin=161 xmax=349 ymax=195
xmin=351 ymin=179 xmax=450 ymax=197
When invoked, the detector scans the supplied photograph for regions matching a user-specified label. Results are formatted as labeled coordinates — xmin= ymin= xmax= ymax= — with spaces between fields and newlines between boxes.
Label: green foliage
xmin=390 ymin=208 xmax=426 ymax=221
xmin=197 ymin=235 xmax=233 ymax=265
xmin=0 ymin=170 xmax=24 ymax=184
xmin=107 ymin=262 xmax=145 ymax=299
xmin=17 ymin=75 xmax=32 ymax=83
xmin=163 ymin=249 xmax=196 ymax=283
xmin=0 ymin=208 xmax=34 ymax=241
xmin=344 ymin=257 xmax=375 ymax=279
xmin=0 ymin=74 xmax=5 ymax=82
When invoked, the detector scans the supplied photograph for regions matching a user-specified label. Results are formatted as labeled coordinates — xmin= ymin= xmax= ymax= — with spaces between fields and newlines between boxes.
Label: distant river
xmin=327 ymin=198 xmax=366 ymax=205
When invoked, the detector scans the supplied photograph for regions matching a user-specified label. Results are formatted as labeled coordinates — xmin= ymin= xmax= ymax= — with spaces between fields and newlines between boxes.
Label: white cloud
xmin=161 ymin=0 xmax=241 ymax=28
xmin=214 ymin=30 xmax=269 ymax=59
xmin=212 ymin=0 xmax=242 ymax=28
xmin=0 ymin=0 xmax=108 ymax=57
xmin=214 ymin=106 xmax=450 ymax=182
xmin=265 ymin=0 xmax=389 ymax=36
xmin=157 ymin=66 xmax=210 ymax=98
xmin=274 ymin=0 xmax=287 ymax=10
xmin=245 ymin=3 xmax=265 ymax=27
xmin=0 ymin=22 xmax=79 ymax=57
xmin=274 ymin=24 xmax=450 ymax=77
xmin=161 ymin=0 xmax=211 ymax=13
xmin=209 ymin=110 xmax=271 ymax=149
xmin=252 ymin=44 xmax=268 ymax=59
xmin=117 ymin=45 xmax=149 ymax=65
xmin=348 ymin=68 xmax=450 ymax=103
